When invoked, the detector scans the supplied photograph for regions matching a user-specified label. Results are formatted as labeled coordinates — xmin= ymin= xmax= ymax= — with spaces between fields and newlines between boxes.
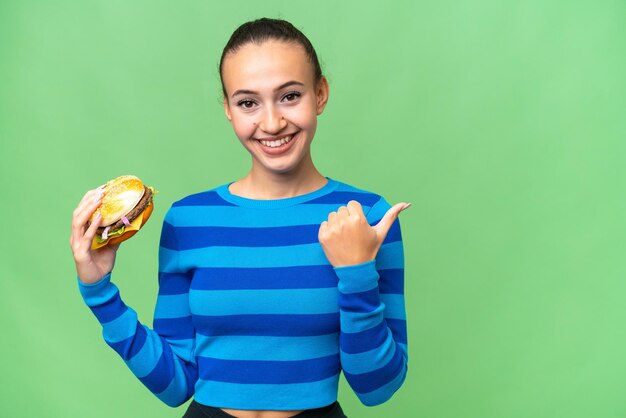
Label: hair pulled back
xmin=219 ymin=18 xmax=323 ymax=98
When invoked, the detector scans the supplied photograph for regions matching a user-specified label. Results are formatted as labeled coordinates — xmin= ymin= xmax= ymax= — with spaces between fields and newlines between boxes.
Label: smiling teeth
xmin=260 ymin=135 xmax=293 ymax=148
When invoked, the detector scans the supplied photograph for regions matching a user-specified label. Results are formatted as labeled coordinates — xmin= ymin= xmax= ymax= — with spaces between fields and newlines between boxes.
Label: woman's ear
xmin=223 ymin=98 xmax=232 ymax=121
xmin=316 ymin=76 xmax=330 ymax=115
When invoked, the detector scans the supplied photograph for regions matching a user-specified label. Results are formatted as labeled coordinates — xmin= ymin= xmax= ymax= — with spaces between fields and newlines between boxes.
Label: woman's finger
xmin=318 ymin=220 xmax=328 ymax=241
xmin=72 ymin=190 xmax=101 ymax=239
xmin=372 ymin=202 xmax=411 ymax=241
xmin=346 ymin=200 xmax=364 ymax=219
xmin=71 ymin=191 xmax=104 ymax=246
xmin=337 ymin=206 xmax=349 ymax=218
xmin=81 ymin=211 xmax=102 ymax=249
xmin=74 ymin=187 xmax=105 ymax=215
xmin=74 ymin=211 xmax=102 ymax=260
xmin=72 ymin=192 xmax=102 ymax=236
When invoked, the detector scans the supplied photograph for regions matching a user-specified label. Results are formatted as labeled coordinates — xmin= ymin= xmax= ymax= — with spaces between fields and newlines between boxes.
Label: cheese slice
xmin=91 ymin=209 xmax=145 ymax=250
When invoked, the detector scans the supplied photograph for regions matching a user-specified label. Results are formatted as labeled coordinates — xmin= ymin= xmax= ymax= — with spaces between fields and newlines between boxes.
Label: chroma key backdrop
xmin=1 ymin=1 xmax=625 ymax=417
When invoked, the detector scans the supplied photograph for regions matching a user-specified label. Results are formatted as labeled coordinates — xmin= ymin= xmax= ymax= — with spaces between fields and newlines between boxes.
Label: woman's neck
xmin=230 ymin=160 xmax=327 ymax=200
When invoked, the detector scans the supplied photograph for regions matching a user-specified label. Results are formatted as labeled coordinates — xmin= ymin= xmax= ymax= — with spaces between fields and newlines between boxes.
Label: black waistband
xmin=184 ymin=399 xmax=346 ymax=418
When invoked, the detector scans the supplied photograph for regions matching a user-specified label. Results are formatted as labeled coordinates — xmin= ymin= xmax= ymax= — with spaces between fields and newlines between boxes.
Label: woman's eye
xmin=282 ymin=92 xmax=301 ymax=102
xmin=237 ymin=100 xmax=256 ymax=109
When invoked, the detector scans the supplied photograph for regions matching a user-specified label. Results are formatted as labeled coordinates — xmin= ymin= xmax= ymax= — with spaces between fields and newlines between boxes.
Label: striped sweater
xmin=78 ymin=177 xmax=407 ymax=410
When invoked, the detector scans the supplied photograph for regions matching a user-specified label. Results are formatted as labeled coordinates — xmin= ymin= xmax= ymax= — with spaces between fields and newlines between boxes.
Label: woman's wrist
xmin=77 ymin=271 xmax=111 ymax=288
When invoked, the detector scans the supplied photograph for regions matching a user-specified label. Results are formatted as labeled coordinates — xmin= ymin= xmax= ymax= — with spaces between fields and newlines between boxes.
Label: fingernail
xmin=402 ymin=203 xmax=412 ymax=210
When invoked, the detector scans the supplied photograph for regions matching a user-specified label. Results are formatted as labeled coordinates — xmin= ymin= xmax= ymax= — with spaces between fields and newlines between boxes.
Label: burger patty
xmin=97 ymin=186 xmax=153 ymax=234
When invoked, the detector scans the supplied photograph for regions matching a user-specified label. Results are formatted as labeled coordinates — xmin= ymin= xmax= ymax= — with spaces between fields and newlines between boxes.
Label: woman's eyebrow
xmin=231 ymin=80 xmax=305 ymax=98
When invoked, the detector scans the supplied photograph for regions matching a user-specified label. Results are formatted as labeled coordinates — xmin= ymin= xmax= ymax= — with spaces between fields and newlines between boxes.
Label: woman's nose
xmin=258 ymin=106 xmax=287 ymax=134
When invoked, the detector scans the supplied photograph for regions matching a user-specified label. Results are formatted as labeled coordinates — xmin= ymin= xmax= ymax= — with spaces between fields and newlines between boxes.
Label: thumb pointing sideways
xmin=372 ymin=202 xmax=411 ymax=241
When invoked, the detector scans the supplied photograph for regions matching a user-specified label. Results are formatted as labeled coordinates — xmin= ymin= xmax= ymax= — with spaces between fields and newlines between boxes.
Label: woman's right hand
xmin=70 ymin=185 xmax=121 ymax=284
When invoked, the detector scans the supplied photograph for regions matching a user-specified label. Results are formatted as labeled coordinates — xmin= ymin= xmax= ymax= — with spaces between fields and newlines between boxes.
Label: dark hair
xmin=219 ymin=18 xmax=323 ymax=98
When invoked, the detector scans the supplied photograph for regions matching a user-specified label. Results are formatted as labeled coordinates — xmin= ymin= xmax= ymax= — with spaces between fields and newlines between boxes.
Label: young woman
xmin=71 ymin=18 xmax=409 ymax=418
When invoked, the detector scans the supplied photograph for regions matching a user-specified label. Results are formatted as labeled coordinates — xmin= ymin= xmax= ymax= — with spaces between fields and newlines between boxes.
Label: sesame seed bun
xmin=88 ymin=175 xmax=156 ymax=249
xmin=90 ymin=175 xmax=145 ymax=226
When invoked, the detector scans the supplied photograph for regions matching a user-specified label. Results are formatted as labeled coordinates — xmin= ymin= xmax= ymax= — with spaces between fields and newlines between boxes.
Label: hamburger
xmin=88 ymin=175 xmax=156 ymax=249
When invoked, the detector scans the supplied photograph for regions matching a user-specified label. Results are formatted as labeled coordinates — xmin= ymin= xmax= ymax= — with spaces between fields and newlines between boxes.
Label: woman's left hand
xmin=318 ymin=200 xmax=410 ymax=267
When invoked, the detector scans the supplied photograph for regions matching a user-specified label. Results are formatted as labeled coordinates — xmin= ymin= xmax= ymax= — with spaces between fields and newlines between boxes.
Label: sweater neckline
xmin=216 ymin=177 xmax=339 ymax=209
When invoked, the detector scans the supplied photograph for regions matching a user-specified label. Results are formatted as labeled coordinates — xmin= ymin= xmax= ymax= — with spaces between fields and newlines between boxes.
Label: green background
xmin=1 ymin=1 xmax=625 ymax=417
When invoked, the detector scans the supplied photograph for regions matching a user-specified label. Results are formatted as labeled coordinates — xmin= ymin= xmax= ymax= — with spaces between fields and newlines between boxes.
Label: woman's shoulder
xmin=330 ymin=178 xmax=387 ymax=206
xmin=162 ymin=182 xmax=232 ymax=225
xmin=170 ymin=182 xmax=232 ymax=208
xmin=322 ymin=178 xmax=395 ymax=223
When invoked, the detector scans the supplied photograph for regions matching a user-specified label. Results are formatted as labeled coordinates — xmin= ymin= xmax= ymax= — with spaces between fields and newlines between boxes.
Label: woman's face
xmin=221 ymin=40 xmax=329 ymax=176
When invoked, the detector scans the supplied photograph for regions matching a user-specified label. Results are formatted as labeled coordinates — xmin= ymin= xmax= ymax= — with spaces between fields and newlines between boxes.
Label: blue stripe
xmin=89 ymin=291 xmax=127 ymax=323
xmin=340 ymin=306 xmax=385 ymax=334
xmin=195 ymin=333 xmax=339 ymax=361
xmin=356 ymin=362 xmax=407 ymax=406
xmin=333 ymin=183 xmax=374 ymax=194
xmin=378 ymin=220 xmax=402 ymax=244
xmin=172 ymin=243 xmax=329 ymax=271
xmin=381 ymin=294 xmax=406 ymax=320
xmin=339 ymin=287 xmax=380 ymax=313
xmin=387 ymin=318 xmax=408 ymax=344
xmin=159 ymin=221 xmax=178 ymax=250
xmin=335 ymin=260 xmax=379 ymax=294
xmin=194 ymin=313 xmax=339 ymax=337
xmin=194 ymin=376 xmax=339 ymax=410
xmin=398 ymin=343 xmax=408 ymax=358
xmin=343 ymin=344 xmax=405 ymax=393
xmin=365 ymin=197 xmax=387 ymax=221
xmin=102 ymin=308 xmax=139 ymax=343
xmin=174 ymin=191 xmax=235 ymax=207
xmin=197 ymin=354 xmax=340 ymax=384
xmin=79 ymin=273 xmax=117 ymax=306
xmin=154 ymin=294 xmax=191 ymax=319
xmin=168 ymin=338 xmax=195 ymax=361
xmin=183 ymin=363 xmax=198 ymax=403
xmin=189 ymin=288 xmax=339 ymax=316
xmin=190 ymin=265 xmax=338 ymax=290
xmin=176 ymin=225 xmax=322 ymax=249
xmin=341 ymin=336 xmax=396 ymax=375
xmin=107 ymin=323 xmax=147 ymax=361
xmin=126 ymin=328 xmax=164 ymax=377
xmin=159 ymin=248 xmax=179 ymax=275
xmin=378 ymin=269 xmax=404 ymax=294
xmin=341 ymin=322 xmax=391 ymax=354
xmin=376 ymin=241 xmax=404 ymax=270
xmin=154 ymin=362 xmax=190 ymax=407
xmin=153 ymin=316 xmax=195 ymax=340
xmin=157 ymin=272 xmax=191 ymax=295
xmin=169 ymin=204 xmax=362 ymax=228
xmin=305 ymin=191 xmax=380 ymax=206
xmin=138 ymin=338 xmax=176 ymax=393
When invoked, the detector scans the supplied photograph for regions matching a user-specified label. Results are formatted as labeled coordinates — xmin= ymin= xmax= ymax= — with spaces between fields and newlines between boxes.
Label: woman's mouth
xmin=256 ymin=131 xmax=299 ymax=155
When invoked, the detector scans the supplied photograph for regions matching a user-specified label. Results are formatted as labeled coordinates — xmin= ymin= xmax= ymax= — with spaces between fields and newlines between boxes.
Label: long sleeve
xmin=77 ymin=206 xmax=198 ymax=407
xmin=335 ymin=196 xmax=408 ymax=406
